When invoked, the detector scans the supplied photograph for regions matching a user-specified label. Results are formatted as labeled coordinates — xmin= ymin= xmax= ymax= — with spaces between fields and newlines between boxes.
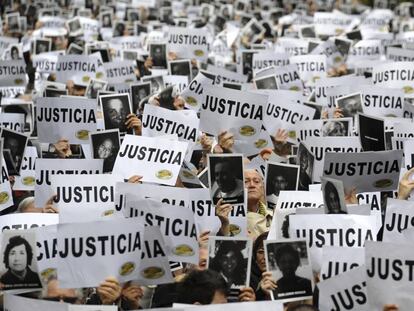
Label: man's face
xmin=215 ymin=162 xmax=235 ymax=192
xmin=9 ymin=244 xmax=27 ymax=272
xmin=256 ymin=247 xmax=266 ymax=272
xmin=272 ymin=175 xmax=288 ymax=196
xmin=244 ymin=169 xmax=264 ymax=201
xmin=221 ymin=250 xmax=237 ymax=275
xmin=107 ymin=99 xmax=126 ymax=127
xmin=98 ymin=139 xmax=114 ymax=159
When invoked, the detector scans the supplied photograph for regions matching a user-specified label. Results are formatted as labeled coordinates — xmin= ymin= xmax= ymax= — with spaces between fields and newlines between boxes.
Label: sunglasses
xmin=43 ymin=296 xmax=78 ymax=304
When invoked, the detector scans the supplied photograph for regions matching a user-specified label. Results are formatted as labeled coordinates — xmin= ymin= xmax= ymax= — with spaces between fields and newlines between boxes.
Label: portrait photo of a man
xmin=100 ymin=93 xmax=132 ymax=134
xmin=208 ymin=154 xmax=245 ymax=205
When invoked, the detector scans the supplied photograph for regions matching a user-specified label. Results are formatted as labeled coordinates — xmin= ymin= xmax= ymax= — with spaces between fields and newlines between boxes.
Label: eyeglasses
xmin=43 ymin=296 xmax=78 ymax=303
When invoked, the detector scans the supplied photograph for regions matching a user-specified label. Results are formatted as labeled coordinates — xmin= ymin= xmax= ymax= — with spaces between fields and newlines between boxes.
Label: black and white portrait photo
xmin=44 ymin=87 xmax=68 ymax=98
xmin=255 ymin=75 xmax=278 ymax=90
xmin=2 ymin=128 xmax=28 ymax=176
xmin=6 ymin=13 xmax=20 ymax=32
xmin=90 ymin=129 xmax=120 ymax=173
xmin=113 ymin=21 xmax=126 ymax=37
xmin=299 ymin=26 xmax=316 ymax=38
xmin=336 ymin=93 xmax=363 ymax=118
xmin=168 ymin=60 xmax=192 ymax=79
xmin=358 ymin=113 xmax=386 ymax=152
xmin=2 ymin=103 xmax=33 ymax=135
xmin=142 ymin=75 xmax=165 ymax=94
xmin=0 ymin=231 xmax=42 ymax=291
xmin=100 ymin=93 xmax=132 ymax=134
xmin=265 ymin=239 xmax=313 ymax=300
xmin=266 ymin=162 xmax=299 ymax=209
xmin=86 ymin=79 xmax=108 ymax=99
xmin=131 ymin=82 xmax=151 ymax=115
xmin=208 ymin=154 xmax=244 ymax=205
xmin=100 ymin=11 xmax=113 ymax=28
xmin=297 ymin=143 xmax=314 ymax=191
xmin=67 ymin=17 xmax=82 ymax=36
xmin=334 ymin=38 xmax=352 ymax=57
xmin=34 ymin=39 xmax=51 ymax=55
xmin=208 ymin=237 xmax=252 ymax=289
xmin=134 ymin=22 xmax=148 ymax=36
xmin=321 ymin=177 xmax=347 ymax=214
xmin=149 ymin=43 xmax=168 ymax=68
xmin=9 ymin=45 xmax=21 ymax=60
xmin=242 ymin=19 xmax=264 ymax=44
xmin=322 ymin=118 xmax=351 ymax=137
xmin=242 ymin=50 xmax=255 ymax=78
xmin=123 ymin=50 xmax=138 ymax=61
xmin=67 ymin=43 xmax=84 ymax=55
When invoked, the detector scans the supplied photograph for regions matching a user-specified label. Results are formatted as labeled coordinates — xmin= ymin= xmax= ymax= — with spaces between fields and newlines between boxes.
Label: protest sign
xmin=265 ymin=239 xmax=313 ymax=301
xmin=173 ymin=301 xmax=283 ymax=311
xmin=35 ymin=97 xmax=97 ymax=144
xmin=0 ymin=213 xmax=58 ymax=232
xmin=382 ymin=199 xmax=414 ymax=243
xmin=0 ymin=113 xmax=25 ymax=133
xmin=358 ymin=113 xmax=385 ymax=151
xmin=133 ymin=226 xmax=173 ymax=286
xmin=269 ymin=191 xmax=323 ymax=240
xmin=362 ymin=85 xmax=404 ymax=118
xmin=290 ymin=54 xmax=327 ymax=86
xmin=142 ymin=105 xmax=199 ymax=143
xmin=68 ymin=306 xmax=117 ymax=311
xmin=103 ymin=60 xmax=136 ymax=84
xmin=32 ymin=52 xmax=60 ymax=74
xmin=314 ymin=12 xmax=354 ymax=36
xmin=51 ymin=174 xmax=121 ymax=223
xmin=323 ymin=150 xmax=403 ymax=193
xmin=252 ymin=51 xmax=289 ymax=73
xmin=56 ymin=218 xmax=144 ymax=288
xmin=272 ymin=64 xmax=304 ymax=91
xmin=34 ymin=159 xmax=103 ymax=208
xmin=13 ymin=146 xmax=37 ymax=191
xmin=289 ymin=214 xmax=379 ymax=270
xmin=295 ymin=120 xmax=323 ymax=143
xmin=365 ymin=241 xmax=414 ymax=311
xmin=125 ymin=198 xmax=199 ymax=264
xmin=168 ymin=27 xmax=209 ymax=61
xmin=35 ymin=224 xmax=58 ymax=283
xmin=304 ymin=136 xmax=362 ymax=182
xmin=200 ymin=86 xmax=267 ymax=141
xmin=115 ymin=182 xmax=221 ymax=234
xmin=4 ymin=293 xmax=67 ymax=311
xmin=319 ymin=266 xmax=369 ymax=311
xmin=0 ymin=159 xmax=13 ymax=212
xmin=372 ymin=62 xmax=414 ymax=96
xmin=264 ymin=97 xmax=315 ymax=139
xmin=54 ymin=55 xmax=100 ymax=86
xmin=0 ymin=60 xmax=27 ymax=87
xmin=112 ymin=135 xmax=188 ymax=186
xmin=181 ymin=71 xmax=215 ymax=111
xmin=320 ymin=246 xmax=365 ymax=280
xmin=207 ymin=236 xmax=252 ymax=292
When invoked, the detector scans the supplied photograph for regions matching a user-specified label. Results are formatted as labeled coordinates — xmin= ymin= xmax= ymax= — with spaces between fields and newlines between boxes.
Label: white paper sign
xmin=112 ymin=135 xmax=188 ymax=185
xmin=0 ymin=113 xmax=25 ymax=133
xmin=383 ymin=199 xmax=414 ymax=242
xmin=372 ymin=62 xmax=414 ymax=97
xmin=365 ymin=241 xmax=414 ymax=311
xmin=103 ymin=61 xmax=136 ymax=84
xmin=0 ymin=60 xmax=27 ymax=87
xmin=35 ymin=159 xmax=103 ymax=208
xmin=320 ymin=246 xmax=365 ymax=280
xmin=168 ymin=27 xmax=209 ymax=61
xmin=13 ymin=146 xmax=37 ymax=191
xmin=4 ymin=293 xmax=67 ymax=311
xmin=362 ymin=85 xmax=404 ymax=117
xmin=56 ymin=218 xmax=144 ymax=288
xmin=0 ymin=213 xmax=59 ymax=231
xmin=36 ymin=97 xmax=97 ymax=144
xmin=200 ymin=86 xmax=267 ymax=141
xmin=142 ymin=105 xmax=199 ymax=143
xmin=319 ymin=266 xmax=369 ymax=311
xmin=55 ymin=55 xmax=100 ymax=86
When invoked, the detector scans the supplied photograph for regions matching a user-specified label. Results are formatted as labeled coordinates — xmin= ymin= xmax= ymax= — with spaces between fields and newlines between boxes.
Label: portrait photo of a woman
xmin=208 ymin=238 xmax=252 ymax=289
xmin=0 ymin=235 xmax=42 ymax=290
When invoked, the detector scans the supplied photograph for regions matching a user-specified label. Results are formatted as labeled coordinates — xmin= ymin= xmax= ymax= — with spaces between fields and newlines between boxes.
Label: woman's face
xmin=256 ymin=247 xmax=266 ymax=272
xmin=277 ymin=253 xmax=298 ymax=277
xmin=221 ymin=250 xmax=237 ymax=275
xmin=9 ymin=244 xmax=27 ymax=273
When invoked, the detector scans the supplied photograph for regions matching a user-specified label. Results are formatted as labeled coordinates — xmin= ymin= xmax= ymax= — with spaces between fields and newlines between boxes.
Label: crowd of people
xmin=0 ymin=0 xmax=413 ymax=310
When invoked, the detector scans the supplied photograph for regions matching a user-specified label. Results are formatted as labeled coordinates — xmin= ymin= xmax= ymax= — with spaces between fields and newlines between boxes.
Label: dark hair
xmin=210 ymin=241 xmax=245 ymax=275
xmin=176 ymin=269 xmax=229 ymax=305
xmin=275 ymin=244 xmax=300 ymax=268
xmin=324 ymin=181 xmax=339 ymax=210
xmin=3 ymin=235 xmax=33 ymax=269
xmin=253 ymin=231 xmax=268 ymax=259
